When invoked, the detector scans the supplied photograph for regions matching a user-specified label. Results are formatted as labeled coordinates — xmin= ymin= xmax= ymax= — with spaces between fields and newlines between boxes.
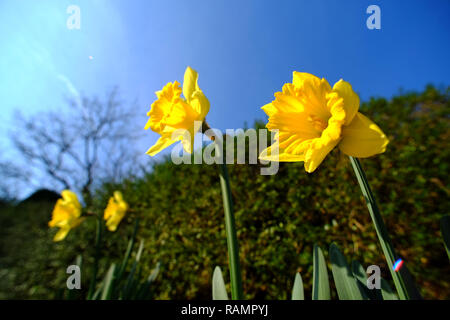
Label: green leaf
xmin=135 ymin=240 xmax=145 ymax=262
xmin=291 ymin=273 xmax=304 ymax=300
xmin=395 ymin=265 xmax=422 ymax=299
xmin=122 ymin=240 xmax=145 ymax=299
xmin=349 ymin=156 xmax=422 ymax=300
xmin=147 ymin=262 xmax=160 ymax=283
xmin=117 ymin=219 xmax=140 ymax=280
xmin=351 ymin=260 xmax=381 ymax=300
xmin=101 ymin=263 xmax=116 ymax=300
xmin=91 ymin=285 xmax=103 ymax=300
xmin=212 ymin=266 xmax=229 ymax=300
xmin=135 ymin=262 xmax=161 ymax=300
xmin=329 ymin=243 xmax=366 ymax=300
xmin=380 ymin=278 xmax=398 ymax=300
xmin=312 ymin=244 xmax=330 ymax=300
xmin=440 ymin=215 xmax=450 ymax=260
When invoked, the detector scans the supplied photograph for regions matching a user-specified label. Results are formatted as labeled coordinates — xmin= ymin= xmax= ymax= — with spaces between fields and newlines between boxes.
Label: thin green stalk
xmin=349 ymin=156 xmax=419 ymax=300
xmin=87 ymin=216 xmax=102 ymax=300
xmin=215 ymin=138 xmax=243 ymax=300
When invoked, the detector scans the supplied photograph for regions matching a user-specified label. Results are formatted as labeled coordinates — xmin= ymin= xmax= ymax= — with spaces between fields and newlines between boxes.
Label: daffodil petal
xmin=106 ymin=221 xmax=118 ymax=232
xmin=339 ymin=112 xmax=389 ymax=157
xmin=261 ymin=103 xmax=277 ymax=117
xmin=103 ymin=192 xmax=127 ymax=232
xmin=183 ymin=66 xmax=199 ymax=102
xmin=53 ymin=226 xmax=71 ymax=242
xmin=304 ymin=139 xmax=339 ymax=173
xmin=259 ymin=142 xmax=305 ymax=162
xmin=71 ymin=217 xmax=85 ymax=229
xmin=146 ymin=136 xmax=179 ymax=156
xmin=104 ymin=198 xmax=114 ymax=220
xmin=48 ymin=203 xmax=69 ymax=227
xmin=61 ymin=190 xmax=81 ymax=208
xmin=332 ymin=79 xmax=359 ymax=125
xmin=181 ymin=127 xmax=196 ymax=154
xmin=106 ymin=211 xmax=125 ymax=232
xmin=114 ymin=191 xmax=123 ymax=202
xmin=292 ymin=72 xmax=321 ymax=88
xmin=190 ymin=90 xmax=210 ymax=120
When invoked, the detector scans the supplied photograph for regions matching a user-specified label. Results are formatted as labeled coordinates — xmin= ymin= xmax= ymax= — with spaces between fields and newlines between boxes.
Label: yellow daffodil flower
xmin=48 ymin=190 xmax=84 ymax=242
xmin=104 ymin=191 xmax=128 ymax=232
xmin=259 ymin=72 xmax=389 ymax=172
xmin=145 ymin=66 xmax=210 ymax=156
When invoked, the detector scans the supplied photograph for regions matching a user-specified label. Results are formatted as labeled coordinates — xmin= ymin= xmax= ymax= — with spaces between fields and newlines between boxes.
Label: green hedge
xmin=0 ymin=85 xmax=448 ymax=299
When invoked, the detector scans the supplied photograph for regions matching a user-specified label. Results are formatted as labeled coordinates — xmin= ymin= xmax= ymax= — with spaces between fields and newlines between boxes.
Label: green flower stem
xmin=214 ymin=136 xmax=243 ymax=300
xmin=349 ymin=156 xmax=414 ymax=300
xmin=87 ymin=215 xmax=102 ymax=300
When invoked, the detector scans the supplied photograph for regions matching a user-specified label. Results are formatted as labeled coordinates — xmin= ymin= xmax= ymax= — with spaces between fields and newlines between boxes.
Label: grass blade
xmin=291 ymin=273 xmax=304 ymax=300
xmin=329 ymin=243 xmax=366 ymax=300
xmin=212 ymin=266 xmax=229 ymax=300
xmin=312 ymin=244 xmax=330 ymax=300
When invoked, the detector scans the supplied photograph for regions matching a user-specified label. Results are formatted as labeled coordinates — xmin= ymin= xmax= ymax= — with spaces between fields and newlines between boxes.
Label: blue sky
xmin=0 ymin=0 xmax=449 ymax=161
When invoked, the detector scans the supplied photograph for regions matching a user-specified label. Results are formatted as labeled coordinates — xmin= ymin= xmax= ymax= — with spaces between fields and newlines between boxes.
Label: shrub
xmin=0 ymin=85 xmax=448 ymax=299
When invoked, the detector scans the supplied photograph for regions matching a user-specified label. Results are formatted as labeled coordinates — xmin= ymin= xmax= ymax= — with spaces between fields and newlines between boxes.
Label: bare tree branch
xmin=10 ymin=87 xmax=144 ymax=203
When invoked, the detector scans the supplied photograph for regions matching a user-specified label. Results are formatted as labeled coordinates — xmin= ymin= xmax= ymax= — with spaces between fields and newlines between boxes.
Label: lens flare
xmin=393 ymin=259 xmax=404 ymax=272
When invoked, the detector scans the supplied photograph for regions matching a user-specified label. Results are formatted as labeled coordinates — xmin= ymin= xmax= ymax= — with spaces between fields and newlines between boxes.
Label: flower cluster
xmin=145 ymin=69 xmax=388 ymax=173
xmin=48 ymin=190 xmax=128 ymax=241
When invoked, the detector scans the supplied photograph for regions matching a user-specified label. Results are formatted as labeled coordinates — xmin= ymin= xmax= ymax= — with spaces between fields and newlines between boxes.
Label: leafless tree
xmin=10 ymin=87 xmax=144 ymax=204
